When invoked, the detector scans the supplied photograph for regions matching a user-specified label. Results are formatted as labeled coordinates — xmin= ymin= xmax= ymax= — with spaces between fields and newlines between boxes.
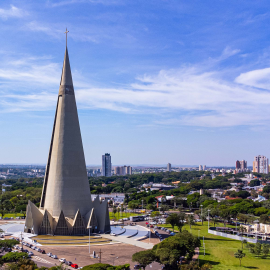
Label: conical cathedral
xmin=24 ymin=40 xmax=110 ymax=235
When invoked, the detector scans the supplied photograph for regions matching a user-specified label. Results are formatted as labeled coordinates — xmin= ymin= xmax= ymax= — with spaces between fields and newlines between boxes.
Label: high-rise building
xmin=114 ymin=165 xmax=132 ymax=175
xmin=24 ymin=41 xmax=110 ymax=235
xmin=114 ymin=166 xmax=120 ymax=175
xmin=240 ymin=160 xmax=247 ymax=170
xmin=167 ymin=163 xmax=171 ymax=172
xmin=102 ymin=153 xmax=112 ymax=177
xmin=203 ymin=165 xmax=206 ymax=170
xmin=253 ymin=155 xmax=269 ymax=174
xmin=199 ymin=165 xmax=202 ymax=171
xmin=236 ymin=160 xmax=247 ymax=171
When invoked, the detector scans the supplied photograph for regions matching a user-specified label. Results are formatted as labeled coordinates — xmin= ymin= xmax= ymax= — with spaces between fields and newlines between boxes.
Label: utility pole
xmin=20 ymin=231 xmax=23 ymax=251
xmin=99 ymin=249 xmax=102 ymax=263
xmin=200 ymin=205 xmax=203 ymax=225
xmin=208 ymin=209 xmax=210 ymax=230
xmin=88 ymin=226 xmax=92 ymax=255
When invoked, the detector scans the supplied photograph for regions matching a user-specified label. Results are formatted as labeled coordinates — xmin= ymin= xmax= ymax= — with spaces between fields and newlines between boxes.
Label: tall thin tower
xmin=25 ymin=30 xmax=110 ymax=235
xmin=40 ymin=35 xmax=92 ymax=218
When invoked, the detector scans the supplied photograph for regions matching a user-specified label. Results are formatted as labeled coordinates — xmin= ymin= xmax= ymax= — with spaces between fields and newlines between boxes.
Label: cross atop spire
xmin=64 ymin=28 xmax=69 ymax=47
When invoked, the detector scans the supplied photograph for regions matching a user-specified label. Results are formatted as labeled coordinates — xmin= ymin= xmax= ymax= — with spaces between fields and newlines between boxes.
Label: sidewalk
xmin=103 ymin=235 xmax=154 ymax=249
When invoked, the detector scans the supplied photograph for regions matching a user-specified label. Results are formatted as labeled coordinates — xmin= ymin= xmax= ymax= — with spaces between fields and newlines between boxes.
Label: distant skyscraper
xmin=114 ymin=166 xmax=120 ymax=175
xmin=114 ymin=165 xmax=132 ymax=175
xmin=236 ymin=160 xmax=240 ymax=169
xmin=167 ymin=163 xmax=171 ymax=172
xmin=199 ymin=165 xmax=202 ymax=171
xmin=253 ymin=155 xmax=268 ymax=174
xmin=102 ymin=153 xmax=111 ymax=177
xmin=240 ymin=160 xmax=247 ymax=170
xmin=203 ymin=165 xmax=206 ymax=170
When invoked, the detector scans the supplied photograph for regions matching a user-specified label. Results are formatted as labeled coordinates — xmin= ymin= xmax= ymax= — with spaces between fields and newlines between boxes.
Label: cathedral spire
xmin=60 ymin=28 xmax=73 ymax=87
xmin=60 ymin=47 xmax=73 ymax=87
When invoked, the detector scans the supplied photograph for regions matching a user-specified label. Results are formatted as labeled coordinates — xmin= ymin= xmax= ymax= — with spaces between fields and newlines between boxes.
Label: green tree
xmin=255 ymin=242 xmax=262 ymax=256
xmin=234 ymin=249 xmax=245 ymax=266
xmin=259 ymin=214 xmax=270 ymax=224
xmin=0 ymin=239 xmax=19 ymax=249
xmin=112 ymin=206 xmax=117 ymax=219
xmin=153 ymin=230 xmax=201 ymax=269
xmin=2 ymin=252 xmax=29 ymax=262
xmin=212 ymin=217 xmax=219 ymax=227
xmin=262 ymin=244 xmax=270 ymax=258
xmin=177 ymin=212 xmax=186 ymax=232
xmin=220 ymin=209 xmax=230 ymax=227
xmin=242 ymin=239 xmax=247 ymax=249
xmin=132 ymin=250 xmax=156 ymax=270
xmin=186 ymin=214 xmax=195 ymax=230
xmin=166 ymin=213 xmax=179 ymax=232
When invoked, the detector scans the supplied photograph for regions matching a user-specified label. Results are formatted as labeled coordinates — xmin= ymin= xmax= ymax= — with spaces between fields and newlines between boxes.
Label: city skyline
xmin=1 ymin=1 xmax=270 ymax=165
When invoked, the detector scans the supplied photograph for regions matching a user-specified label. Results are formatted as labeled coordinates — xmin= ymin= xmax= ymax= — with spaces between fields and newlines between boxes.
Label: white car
xmin=28 ymin=252 xmax=34 ymax=256
xmin=47 ymin=252 xmax=53 ymax=257
xmin=52 ymin=255 xmax=58 ymax=259
xmin=59 ymin=258 xmax=66 ymax=263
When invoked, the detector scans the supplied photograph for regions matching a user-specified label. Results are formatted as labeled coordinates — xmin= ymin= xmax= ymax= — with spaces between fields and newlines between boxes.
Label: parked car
xmin=40 ymin=250 xmax=46 ymax=254
xmin=52 ymin=255 xmax=58 ymax=259
xmin=65 ymin=261 xmax=72 ymax=266
xmin=71 ymin=264 xmax=78 ymax=269
xmin=28 ymin=252 xmax=34 ymax=256
xmin=59 ymin=258 xmax=66 ymax=263
xmin=47 ymin=252 xmax=53 ymax=257
xmin=134 ymin=265 xmax=142 ymax=269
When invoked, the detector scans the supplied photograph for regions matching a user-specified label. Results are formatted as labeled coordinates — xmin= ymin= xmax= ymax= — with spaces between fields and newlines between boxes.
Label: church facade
xmin=24 ymin=43 xmax=110 ymax=235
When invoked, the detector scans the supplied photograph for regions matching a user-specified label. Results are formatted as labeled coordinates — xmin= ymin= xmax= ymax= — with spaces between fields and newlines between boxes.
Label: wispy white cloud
xmin=26 ymin=21 xmax=100 ymax=43
xmin=0 ymin=5 xmax=26 ymax=20
xmin=48 ymin=0 xmax=122 ymax=7
xmin=235 ymin=67 xmax=270 ymax=90
xmin=2 ymin=49 xmax=270 ymax=128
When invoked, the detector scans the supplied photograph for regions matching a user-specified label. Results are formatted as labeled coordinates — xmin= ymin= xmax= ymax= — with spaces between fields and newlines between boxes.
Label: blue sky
xmin=1 ymin=0 xmax=270 ymax=166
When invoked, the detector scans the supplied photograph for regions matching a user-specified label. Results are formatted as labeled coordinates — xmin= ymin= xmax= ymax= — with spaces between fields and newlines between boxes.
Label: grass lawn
xmin=161 ymin=222 xmax=269 ymax=270
xmin=109 ymin=211 xmax=142 ymax=220
xmin=2 ymin=213 xmax=24 ymax=218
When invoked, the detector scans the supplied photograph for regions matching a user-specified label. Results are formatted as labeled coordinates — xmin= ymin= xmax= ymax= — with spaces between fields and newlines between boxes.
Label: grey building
xmin=102 ymin=153 xmax=112 ymax=177
xmin=114 ymin=165 xmax=132 ymax=175
xmin=24 ymin=42 xmax=110 ymax=235
xmin=253 ymin=155 xmax=269 ymax=174
xmin=167 ymin=163 xmax=171 ymax=172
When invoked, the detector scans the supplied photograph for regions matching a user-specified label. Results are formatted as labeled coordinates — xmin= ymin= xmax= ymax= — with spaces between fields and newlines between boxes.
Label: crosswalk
xmin=32 ymin=256 xmax=53 ymax=265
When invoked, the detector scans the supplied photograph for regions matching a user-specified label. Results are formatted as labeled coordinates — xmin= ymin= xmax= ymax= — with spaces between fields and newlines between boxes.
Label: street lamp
xmin=88 ymin=226 xmax=92 ymax=255
xmin=142 ymin=200 xmax=144 ymax=212
xmin=207 ymin=209 xmax=211 ymax=230
xmin=200 ymin=205 xmax=203 ymax=225
xmin=149 ymin=227 xmax=151 ymax=244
